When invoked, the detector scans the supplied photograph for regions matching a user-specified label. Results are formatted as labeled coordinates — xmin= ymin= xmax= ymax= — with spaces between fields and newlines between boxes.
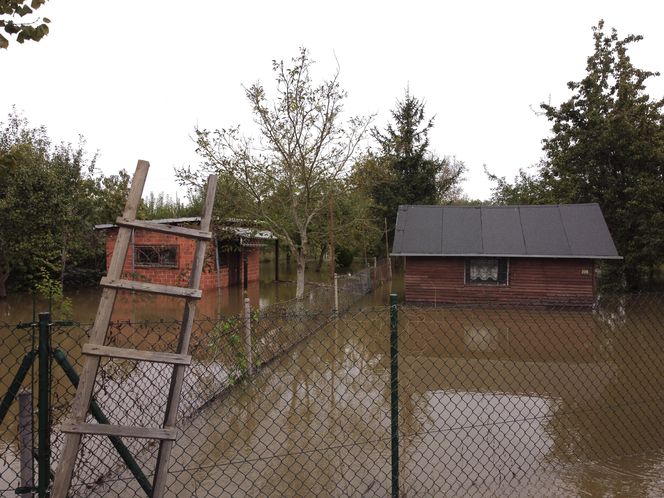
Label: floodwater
xmin=0 ymin=260 xmax=389 ymax=495
xmin=0 ymin=259 xmax=334 ymax=323
xmin=92 ymin=294 xmax=664 ymax=497
xmin=2 ymin=266 xmax=664 ymax=496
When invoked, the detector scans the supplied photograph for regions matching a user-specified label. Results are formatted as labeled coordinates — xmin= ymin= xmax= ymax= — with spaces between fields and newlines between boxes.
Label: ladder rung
xmin=100 ymin=278 xmax=202 ymax=299
xmin=60 ymin=423 xmax=177 ymax=440
xmin=116 ymin=217 xmax=212 ymax=241
xmin=82 ymin=344 xmax=191 ymax=365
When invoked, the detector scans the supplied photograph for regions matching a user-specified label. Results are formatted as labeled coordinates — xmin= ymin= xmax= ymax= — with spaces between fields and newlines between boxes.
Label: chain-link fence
xmin=2 ymin=288 xmax=664 ymax=496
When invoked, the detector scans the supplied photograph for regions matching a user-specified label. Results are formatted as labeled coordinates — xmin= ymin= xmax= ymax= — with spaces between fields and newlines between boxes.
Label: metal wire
xmin=2 ymin=271 xmax=663 ymax=497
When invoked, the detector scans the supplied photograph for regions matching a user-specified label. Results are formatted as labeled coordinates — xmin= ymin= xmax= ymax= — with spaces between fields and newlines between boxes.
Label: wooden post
xmin=18 ymin=391 xmax=34 ymax=498
xmin=385 ymin=218 xmax=392 ymax=280
xmin=328 ymin=192 xmax=335 ymax=280
xmin=243 ymin=297 xmax=253 ymax=376
xmin=243 ymin=248 xmax=248 ymax=291
xmin=333 ymin=273 xmax=339 ymax=313
xmin=274 ymin=238 xmax=279 ymax=282
xmin=130 ymin=228 xmax=135 ymax=276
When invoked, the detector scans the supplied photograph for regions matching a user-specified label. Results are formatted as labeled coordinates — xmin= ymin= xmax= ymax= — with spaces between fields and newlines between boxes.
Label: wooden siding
xmin=405 ymin=257 xmax=595 ymax=308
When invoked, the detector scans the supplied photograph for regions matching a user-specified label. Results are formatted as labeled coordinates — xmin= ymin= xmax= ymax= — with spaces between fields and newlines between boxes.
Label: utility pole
xmin=328 ymin=191 xmax=335 ymax=280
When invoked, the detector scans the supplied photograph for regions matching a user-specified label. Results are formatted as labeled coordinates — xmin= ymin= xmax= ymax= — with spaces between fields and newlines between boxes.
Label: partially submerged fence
xmin=0 ymin=266 xmax=386 ymax=496
xmin=3 ymin=288 xmax=664 ymax=496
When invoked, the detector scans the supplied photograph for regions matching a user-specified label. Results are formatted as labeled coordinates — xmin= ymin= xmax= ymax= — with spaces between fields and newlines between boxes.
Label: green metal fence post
xmin=0 ymin=351 xmax=36 ymax=426
xmin=38 ymin=312 xmax=51 ymax=498
xmin=389 ymin=293 xmax=399 ymax=498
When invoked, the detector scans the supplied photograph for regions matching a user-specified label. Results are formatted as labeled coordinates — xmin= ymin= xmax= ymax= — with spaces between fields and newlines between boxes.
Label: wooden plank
xmin=52 ymin=161 xmax=150 ymax=498
xmin=100 ymin=278 xmax=202 ymax=299
xmin=152 ymin=174 xmax=218 ymax=497
xmin=404 ymin=256 xmax=594 ymax=308
xmin=116 ymin=217 xmax=212 ymax=241
xmin=82 ymin=344 xmax=192 ymax=365
xmin=60 ymin=423 xmax=177 ymax=441
xmin=18 ymin=391 xmax=33 ymax=498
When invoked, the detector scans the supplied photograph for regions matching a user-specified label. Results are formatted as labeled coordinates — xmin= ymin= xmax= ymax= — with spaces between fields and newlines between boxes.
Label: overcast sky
xmin=2 ymin=1 xmax=663 ymax=203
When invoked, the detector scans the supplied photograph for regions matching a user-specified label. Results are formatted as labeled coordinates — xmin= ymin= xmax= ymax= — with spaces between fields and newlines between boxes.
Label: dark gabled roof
xmin=391 ymin=203 xmax=621 ymax=259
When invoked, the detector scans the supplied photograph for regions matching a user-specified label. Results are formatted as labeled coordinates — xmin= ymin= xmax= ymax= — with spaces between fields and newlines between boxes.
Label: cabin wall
xmin=404 ymin=257 xmax=595 ymax=308
xmin=105 ymin=228 xmax=260 ymax=290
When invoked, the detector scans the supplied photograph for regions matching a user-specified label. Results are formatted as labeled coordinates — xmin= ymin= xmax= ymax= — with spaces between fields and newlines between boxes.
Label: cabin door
xmin=228 ymin=251 xmax=242 ymax=286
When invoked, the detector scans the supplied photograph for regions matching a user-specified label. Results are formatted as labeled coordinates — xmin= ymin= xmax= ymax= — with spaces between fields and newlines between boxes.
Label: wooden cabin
xmin=391 ymin=203 xmax=621 ymax=308
xmin=96 ymin=217 xmax=274 ymax=290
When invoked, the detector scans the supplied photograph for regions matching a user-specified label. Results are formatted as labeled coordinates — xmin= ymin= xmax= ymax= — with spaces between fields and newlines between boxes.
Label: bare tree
xmin=191 ymin=48 xmax=372 ymax=299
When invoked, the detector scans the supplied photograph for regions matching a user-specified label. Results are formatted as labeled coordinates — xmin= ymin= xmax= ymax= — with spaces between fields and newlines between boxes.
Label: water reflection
xmin=0 ymin=260 xmax=307 ymax=323
xmin=136 ymin=297 xmax=664 ymax=497
xmin=3 ymin=269 xmax=664 ymax=496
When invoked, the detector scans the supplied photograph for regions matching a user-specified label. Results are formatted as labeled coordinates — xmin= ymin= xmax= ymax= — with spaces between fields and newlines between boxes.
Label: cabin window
xmin=465 ymin=258 xmax=509 ymax=285
xmin=134 ymin=245 xmax=178 ymax=268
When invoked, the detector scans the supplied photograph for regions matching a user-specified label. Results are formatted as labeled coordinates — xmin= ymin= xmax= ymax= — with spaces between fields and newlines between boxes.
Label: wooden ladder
xmin=52 ymin=160 xmax=218 ymax=497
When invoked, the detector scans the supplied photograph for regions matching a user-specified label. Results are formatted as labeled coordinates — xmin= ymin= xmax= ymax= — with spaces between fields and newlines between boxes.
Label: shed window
xmin=465 ymin=258 xmax=508 ymax=285
xmin=134 ymin=245 xmax=178 ymax=268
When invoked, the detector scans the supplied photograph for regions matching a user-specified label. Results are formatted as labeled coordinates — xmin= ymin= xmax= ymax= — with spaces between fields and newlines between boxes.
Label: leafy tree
xmin=0 ymin=112 xmax=53 ymax=297
xmin=357 ymin=90 xmax=465 ymax=246
xmin=306 ymin=177 xmax=378 ymax=273
xmin=93 ymin=169 xmax=131 ymax=225
xmin=187 ymin=49 xmax=371 ymax=299
xmin=0 ymin=110 xmax=128 ymax=296
xmin=489 ymin=21 xmax=664 ymax=289
xmin=138 ymin=191 xmax=200 ymax=220
xmin=0 ymin=0 xmax=50 ymax=49
xmin=485 ymin=162 xmax=558 ymax=205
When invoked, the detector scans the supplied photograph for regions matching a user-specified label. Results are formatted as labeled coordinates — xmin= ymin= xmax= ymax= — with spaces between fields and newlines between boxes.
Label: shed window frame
xmin=464 ymin=257 xmax=509 ymax=286
xmin=134 ymin=245 xmax=179 ymax=268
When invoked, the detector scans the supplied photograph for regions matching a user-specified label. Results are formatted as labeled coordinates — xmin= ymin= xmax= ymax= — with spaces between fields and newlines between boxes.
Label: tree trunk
xmin=315 ymin=243 xmax=327 ymax=273
xmin=295 ymin=250 xmax=306 ymax=299
xmin=328 ymin=193 xmax=335 ymax=280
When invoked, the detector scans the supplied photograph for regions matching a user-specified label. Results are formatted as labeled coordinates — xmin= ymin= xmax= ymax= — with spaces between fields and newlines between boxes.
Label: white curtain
xmin=470 ymin=258 xmax=498 ymax=281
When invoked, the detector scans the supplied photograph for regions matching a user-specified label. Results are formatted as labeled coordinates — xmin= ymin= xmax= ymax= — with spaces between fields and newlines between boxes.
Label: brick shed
xmin=391 ymin=204 xmax=622 ymax=308
xmin=96 ymin=217 xmax=274 ymax=290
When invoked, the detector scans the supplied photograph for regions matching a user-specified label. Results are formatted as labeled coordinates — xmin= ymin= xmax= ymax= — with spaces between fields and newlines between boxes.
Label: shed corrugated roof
xmin=94 ymin=217 xmax=275 ymax=240
xmin=391 ymin=203 xmax=621 ymax=259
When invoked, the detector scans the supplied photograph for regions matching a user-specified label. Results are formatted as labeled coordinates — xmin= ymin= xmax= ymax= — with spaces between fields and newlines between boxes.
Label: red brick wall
xmin=105 ymin=228 xmax=260 ymax=290
xmin=245 ymin=249 xmax=260 ymax=283
xmin=405 ymin=257 xmax=595 ymax=308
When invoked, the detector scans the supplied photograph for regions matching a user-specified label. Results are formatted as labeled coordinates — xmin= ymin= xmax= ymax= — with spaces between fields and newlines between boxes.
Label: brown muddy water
xmin=0 ymin=261 xmax=394 ymax=495
xmin=0 ymin=260 xmax=330 ymax=323
xmin=2 ymin=268 xmax=664 ymax=496
xmin=83 ymin=295 xmax=664 ymax=496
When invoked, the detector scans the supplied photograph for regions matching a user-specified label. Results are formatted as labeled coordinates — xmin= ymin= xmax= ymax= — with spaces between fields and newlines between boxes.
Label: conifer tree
xmin=490 ymin=21 xmax=664 ymax=289
xmin=366 ymin=90 xmax=465 ymax=243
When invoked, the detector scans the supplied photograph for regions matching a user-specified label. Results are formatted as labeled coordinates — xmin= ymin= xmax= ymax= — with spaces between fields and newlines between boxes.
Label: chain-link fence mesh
xmin=2 ymin=286 xmax=664 ymax=496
